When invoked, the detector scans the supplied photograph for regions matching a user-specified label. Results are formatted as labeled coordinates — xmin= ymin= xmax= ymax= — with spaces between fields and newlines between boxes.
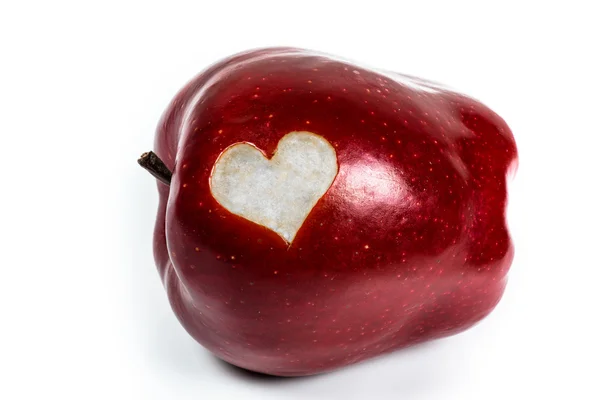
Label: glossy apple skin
xmin=151 ymin=47 xmax=517 ymax=376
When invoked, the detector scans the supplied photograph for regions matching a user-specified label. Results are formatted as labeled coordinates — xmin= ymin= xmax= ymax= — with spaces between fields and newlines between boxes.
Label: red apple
xmin=139 ymin=47 xmax=518 ymax=376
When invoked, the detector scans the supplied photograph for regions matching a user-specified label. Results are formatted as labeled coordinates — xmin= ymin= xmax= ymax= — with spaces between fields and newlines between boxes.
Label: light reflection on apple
xmin=336 ymin=157 xmax=414 ymax=216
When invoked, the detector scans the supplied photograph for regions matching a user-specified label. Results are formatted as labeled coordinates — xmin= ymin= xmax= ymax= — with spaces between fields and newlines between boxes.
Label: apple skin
xmin=150 ymin=47 xmax=517 ymax=376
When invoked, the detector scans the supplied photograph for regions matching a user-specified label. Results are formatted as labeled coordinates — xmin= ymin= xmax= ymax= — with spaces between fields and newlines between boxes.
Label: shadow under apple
xmin=210 ymin=340 xmax=443 ymax=381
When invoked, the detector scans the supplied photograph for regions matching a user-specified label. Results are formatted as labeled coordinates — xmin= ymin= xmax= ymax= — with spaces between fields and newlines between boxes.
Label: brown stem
xmin=138 ymin=151 xmax=172 ymax=186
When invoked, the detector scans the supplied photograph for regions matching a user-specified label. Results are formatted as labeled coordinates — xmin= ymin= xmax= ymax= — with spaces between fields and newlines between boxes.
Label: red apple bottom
xmin=161 ymin=249 xmax=512 ymax=377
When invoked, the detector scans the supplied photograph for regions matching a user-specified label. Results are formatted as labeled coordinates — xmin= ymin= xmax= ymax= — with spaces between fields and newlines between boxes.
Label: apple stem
xmin=138 ymin=151 xmax=172 ymax=186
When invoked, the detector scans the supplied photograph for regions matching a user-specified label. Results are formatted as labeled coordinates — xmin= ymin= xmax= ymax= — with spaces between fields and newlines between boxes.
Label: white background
xmin=1 ymin=1 xmax=598 ymax=399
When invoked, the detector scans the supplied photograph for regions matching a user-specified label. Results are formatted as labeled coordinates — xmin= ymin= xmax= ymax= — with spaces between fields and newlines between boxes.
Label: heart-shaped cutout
xmin=209 ymin=131 xmax=338 ymax=244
